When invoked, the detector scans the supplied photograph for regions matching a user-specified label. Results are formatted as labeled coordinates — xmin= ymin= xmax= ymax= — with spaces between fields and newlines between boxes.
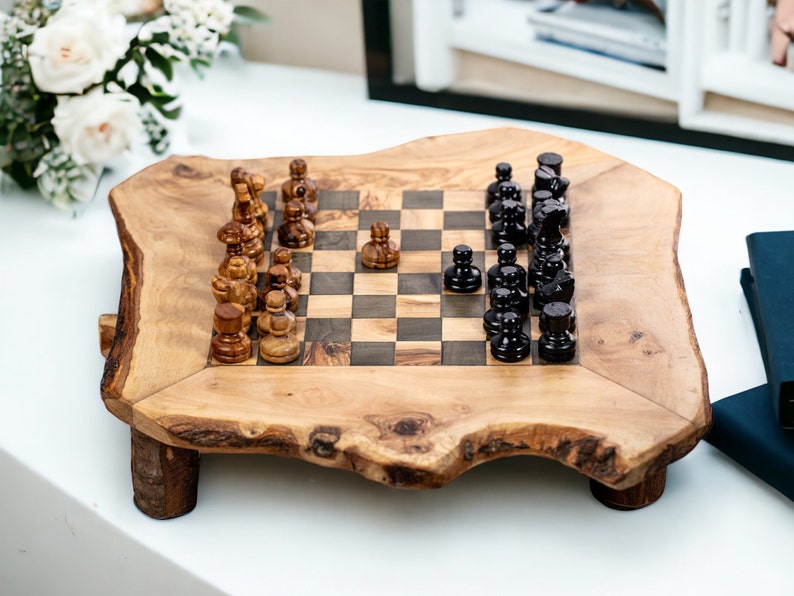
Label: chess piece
xmin=444 ymin=244 xmax=482 ymax=293
xmin=529 ymin=203 xmax=567 ymax=288
xmin=361 ymin=221 xmax=400 ymax=269
xmin=272 ymin=246 xmax=302 ymax=290
xmin=483 ymin=286 xmax=517 ymax=339
xmin=211 ymin=266 xmax=258 ymax=333
xmin=225 ymin=187 xmax=264 ymax=265
xmin=491 ymin=199 xmax=528 ymax=247
xmin=538 ymin=302 xmax=576 ymax=362
xmin=490 ymin=311 xmax=531 ymax=362
xmin=486 ymin=162 xmax=512 ymax=205
xmin=281 ymin=158 xmax=318 ymax=205
xmin=500 ymin=265 xmax=529 ymax=317
xmin=232 ymin=182 xmax=265 ymax=240
xmin=217 ymin=221 xmax=259 ymax=282
xmin=260 ymin=264 xmax=299 ymax=312
xmin=259 ymin=307 xmax=301 ymax=364
xmin=530 ymin=197 xmax=570 ymax=252
xmin=489 ymin=179 xmax=524 ymax=223
xmin=221 ymin=253 xmax=258 ymax=286
xmin=231 ymin=167 xmax=268 ymax=227
xmin=211 ymin=303 xmax=252 ymax=364
xmin=294 ymin=184 xmax=317 ymax=223
xmin=532 ymin=165 xmax=570 ymax=201
xmin=277 ymin=200 xmax=315 ymax=248
xmin=531 ymin=189 xmax=553 ymax=211
xmin=536 ymin=270 xmax=576 ymax=331
xmin=487 ymin=243 xmax=527 ymax=290
xmin=257 ymin=288 xmax=297 ymax=337
xmin=537 ymin=151 xmax=563 ymax=176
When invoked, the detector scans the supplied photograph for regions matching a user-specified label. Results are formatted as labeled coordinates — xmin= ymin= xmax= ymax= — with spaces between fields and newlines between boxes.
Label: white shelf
xmin=702 ymin=52 xmax=794 ymax=112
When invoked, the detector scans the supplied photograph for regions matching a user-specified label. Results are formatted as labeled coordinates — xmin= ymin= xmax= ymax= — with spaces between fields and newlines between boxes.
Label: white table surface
xmin=2 ymin=55 xmax=793 ymax=596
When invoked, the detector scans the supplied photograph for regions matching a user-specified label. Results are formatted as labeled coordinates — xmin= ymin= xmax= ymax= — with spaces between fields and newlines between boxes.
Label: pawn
xmin=281 ymin=158 xmax=318 ymax=204
xmin=361 ymin=221 xmax=400 ymax=269
xmin=490 ymin=311 xmax=531 ymax=363
xmin=218 ymin=249 xmax=257 ymax=286
xmin=260 ymin=264 xmax=299 ymax=312
xmin=211 ymin=269 xmax=258 ymax=333
xmin=500 ymin=265 xmax=529 ymax=317
xmin=211 ymin=303 xmax=252 ymax=364
xmin=444 ymin=244 xmax=482 ymax=293
xmin=278 ymin=200 xmax=315 ymax=248
xmin=487 ymin=243 xmax=527 ymax=290
xmin=491 ymin=199 xmax=528 ymax=247
xmin=483 ymin=287 xmax=517 ymax=339
xmin=537 ymin=151 xmax=563 ymax=176
xmin=217 ymin=221 xmax=259 ymax=282
xmin=489 ymin=180 xmax=524 ymax=224
xmin=272 ymin=246 xmax=302 ymax=290
xmin=294 ymin=184 xmax=317 ymax=223
xmin=257 ymin=288 xmax=297 ymax=337
xmin=259 ymin=308 xmax=301 ymax=364
xmin=486 ymin=162 xmax=512 ymax=205
xmin=538 ymin=302 xmax=576 ymax=362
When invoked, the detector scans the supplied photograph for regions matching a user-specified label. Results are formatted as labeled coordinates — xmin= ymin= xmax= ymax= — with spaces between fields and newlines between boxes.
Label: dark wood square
xmin=441 ymin=341 xmax=487 ymax=366
xmin=314 ymin=231 xmax=357 ymax=250
xmin=304 ymin=318 xmax=352 ymax=342
xmin=260 ymin=190 xmax=277 ymax=211
xmin=318 ymin=190 xmax=360 ymax=210
xmin=399 ymin=230 xmax=442 ymax=251
xmin=441 ymin=294 xmax=487 ymax=318
xmin=308 ymin=272 xmax=354 ymax=295
xmin=398 ymin=273 xmax=442 ymax=295
xmin=402 ymin=190 xmax=443 ymax=209
xmin=444 ymin=211 xmax=487 ymax=230
xmin=397 ymin=318 xmax=442 ymax=341
xmin=350 ymin=342 xmax=396 ymax=366
xmin=352 ymin=295 xmax=397 ymax=318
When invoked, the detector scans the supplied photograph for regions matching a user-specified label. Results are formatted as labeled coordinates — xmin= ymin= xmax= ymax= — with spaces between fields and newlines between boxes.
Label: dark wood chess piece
xmin=231 ymin=166 xmax=268 ymax=226
xmin=486 ymin=162 xmax=512 ymax=205
xmin=281 ymin=158 xmax=318 ymax=204
xmin=490 ymin=311 xmax=531 ymax=362
xmin=529 ymin=203 xmax=567 ymax=289
xmin=487 ymin=243 xmax=527 ymax=290
xmin=277 ymin=200 xmax=315 ymax=248
xmin=232 ymin=182 xmax=265 ymax=240
xmin=260 ymin=264 xmax=299 ymax=312
xmin=444 ymin=244 xmax=482 ymax=293
xmin=361 ymin=221 xmax=400 ymax=269
xmin=211 ymin=303 xmax=252 ymax=364
xmin=500 ymin=265 xmax=529 ymax=317
xmin=537 ymin=151 xmax=563 ymax=176
xmin=483 ymin=286 xmax=516 ymax=338
xmin=489 ymin=180 xmax=524 ymax=224
xmin=538 ymin=302 xmax=576 ymax=362
xmin=272 ymin=247 xmax=302 ymax=290
xmin=534 ymin=267 xmax=575 ymax=315
xmin=492 ymin=199 xmax=528 ymax=247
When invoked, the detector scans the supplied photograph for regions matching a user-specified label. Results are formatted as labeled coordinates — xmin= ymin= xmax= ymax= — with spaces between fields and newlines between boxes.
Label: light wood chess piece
xmin=231 ymin=166 xmax=268 ymax=225
xmin=277 ymin=200 xmax=314 ymax=248
xmin=211 ymin=303 xmax=252 ymax=364
xmin=361 ymin=221 xmax=400 ymax=269
xmin=259 ymin=305 xmax=300 ymax=364
xmin=217 ymin=222 xmax=258 ymax=284
xmin=257 ymin=289 xmax=297 ymax=337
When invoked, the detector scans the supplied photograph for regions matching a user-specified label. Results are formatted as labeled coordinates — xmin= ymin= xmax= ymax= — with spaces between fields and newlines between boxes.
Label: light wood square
xmin=359 ymin=189 xmax=403 ymax=210
xmin=395 ymin=341 xmax=442 ymax=366
xmin=311 ymin=251 xmax=357 ymax=273
xmin=398 ymin=251 xmax=440 ymax=274
xmin=442 ymin=230 xmax=486 ymax=251
xmin=443 ymin=190 xmax=485 ymax=211
xmin=395 ymin=294 xmax=441 ymax=317
xmin=401 ymin=209 xmax=444 ymax=230
xmin=354 ymin=273 xmax=399 ymax=295
xmin=305 ymin=295 xmax=353 ymax=318
xmin=442 ymin=317 xmax=486 ymax=341
xmin=351 ymin=318 xmax=398 ymax=342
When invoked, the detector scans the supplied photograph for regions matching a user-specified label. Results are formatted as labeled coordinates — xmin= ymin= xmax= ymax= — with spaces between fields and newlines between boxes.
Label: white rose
xmin=27 ymin=6 xmax=128 ymax=94
xmin=165 ymin=0 xmax=233 ymax=34
xmin=52 ymin=91 xmax=144 ymax=166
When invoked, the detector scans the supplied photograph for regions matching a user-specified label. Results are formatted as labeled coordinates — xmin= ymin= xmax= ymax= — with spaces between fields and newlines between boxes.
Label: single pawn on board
xmin=259 ymin=306 xmax=301 ymax=364
xmin=487 ymin=243 xmax=527 ymax=290
xmin=272 ymin=246 xmax=302 ymax=290
xmin=492 ymin=199 xmax=528 ymax=247
xmin=278 ymin=200 xmax=315 ymax=248
xmin=538 ymin=302 xmax=576 ymax=362
xmin=260 ymin=264 xmax=299 ymax=312
xmin=444 ymin=244 xmax=482 ymax=293
xmin=486 ymin=162 xmax=513 ymax=205
xmin=500 ymin=265 xmax=529 ymax=317
xmin=489 ymin=179 xmax=524 ymax=224
xmin=230 ymin=166 xmax=268 ymax=226
xmin=537 ymin=151 xmax=563 ymax=176
xmin=211 ymin=303 xmax=252 ymax=364
xmin=232 ymin=182 xmax=265 ymax=240
xmin=361 ymin=221 xmax=400 ymax=269
xmin=217 ymin=221 xmax=259 ymax=284
xmin=257 ymin=289 xmax=297 ymax=337
xmin=483 ymin=286 xmax=517 ymax=339
xmin=281 ymin=158 xmax=318 ymax=205
xmin=490 ymin=311 xmax=531 ymax=363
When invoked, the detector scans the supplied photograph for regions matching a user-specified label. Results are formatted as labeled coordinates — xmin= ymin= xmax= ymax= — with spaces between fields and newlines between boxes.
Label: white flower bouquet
xmin=0 ymin=0 xmax=266 ymax=212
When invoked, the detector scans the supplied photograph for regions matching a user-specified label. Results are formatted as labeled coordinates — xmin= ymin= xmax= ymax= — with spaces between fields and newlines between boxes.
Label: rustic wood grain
xmin=101 ymin=127 xmax=710 ymax=508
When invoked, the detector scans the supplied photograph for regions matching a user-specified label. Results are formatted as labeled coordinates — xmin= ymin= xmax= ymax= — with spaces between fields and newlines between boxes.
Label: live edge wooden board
xmin=99 ymin=128 xmax=710 ymax=518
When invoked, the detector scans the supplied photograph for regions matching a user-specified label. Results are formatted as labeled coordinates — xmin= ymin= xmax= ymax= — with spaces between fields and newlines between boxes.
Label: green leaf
xmin=157 ymin=105 xmax=182 ymax=120
xmin=221 ymin=25 xmax=241 ymax=48
xmin=145 ymin=47 xmax=174 ymax=81
xmin=233 ymin=5 xmax=270 ymax=24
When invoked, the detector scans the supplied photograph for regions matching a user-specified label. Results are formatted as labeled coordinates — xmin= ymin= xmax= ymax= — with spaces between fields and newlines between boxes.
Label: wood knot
xmin=308 ymin=426 xmax=340 ymax=458
xmin=366 ymin=412 xmax=434 ymax=439
xmin=172 ymin=163 xmax=210 ymax=179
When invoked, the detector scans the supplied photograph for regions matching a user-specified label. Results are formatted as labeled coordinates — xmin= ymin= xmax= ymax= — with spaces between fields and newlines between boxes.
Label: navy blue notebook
xmin=743 ymin=231 xmax=794 ymax=428
xmin=707 ymin=385 xmax=794 ymax=501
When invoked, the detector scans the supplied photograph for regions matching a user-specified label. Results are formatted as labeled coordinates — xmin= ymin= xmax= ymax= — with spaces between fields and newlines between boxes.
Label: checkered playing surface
xmin=212 ymin=189 xmax=571 ymax=367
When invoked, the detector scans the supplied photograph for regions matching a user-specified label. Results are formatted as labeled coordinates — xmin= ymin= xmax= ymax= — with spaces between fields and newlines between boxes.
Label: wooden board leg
xmin=130 ymin=428 xmax=200 ymax=519
xmin=589 ymin=468 xmax=667 ymax=511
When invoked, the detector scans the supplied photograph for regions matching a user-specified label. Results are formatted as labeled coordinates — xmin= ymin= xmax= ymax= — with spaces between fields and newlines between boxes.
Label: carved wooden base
xmin=589 ymin=468 xmax=667 ymax=510
xmin=130 ymin=428 xmax=200 ymax=519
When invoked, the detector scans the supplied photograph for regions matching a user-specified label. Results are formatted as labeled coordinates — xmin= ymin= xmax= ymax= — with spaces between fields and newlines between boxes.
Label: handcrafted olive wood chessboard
xmin=99 ymin=128 xmax=711 ymax=519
